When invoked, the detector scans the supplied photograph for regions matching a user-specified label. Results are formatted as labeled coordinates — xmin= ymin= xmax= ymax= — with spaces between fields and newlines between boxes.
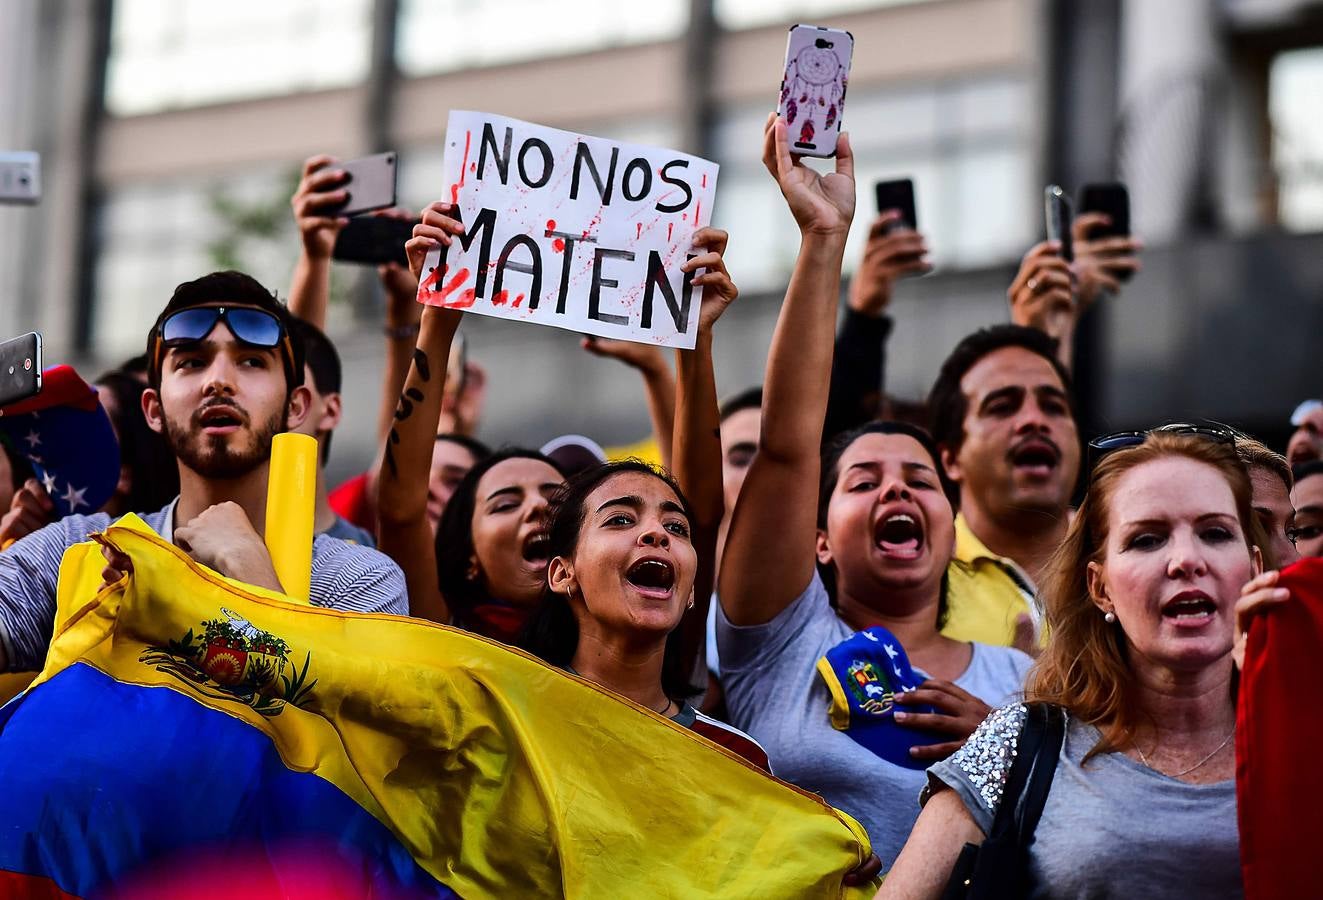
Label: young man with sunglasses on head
xmin=0 ymin=272 xmax=407 ymax=675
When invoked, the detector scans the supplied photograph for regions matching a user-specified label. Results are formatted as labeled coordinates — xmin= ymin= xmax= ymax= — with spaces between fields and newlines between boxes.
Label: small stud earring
xmin=1104 ymin=610 xmax=1117 ymax=624
xmin=686 ymin=598 xmax=695 ymax=610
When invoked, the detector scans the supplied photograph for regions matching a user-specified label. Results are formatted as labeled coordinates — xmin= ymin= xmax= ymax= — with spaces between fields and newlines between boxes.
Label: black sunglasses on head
xmin=1086 ymin=423 xmax=1236 ymax=471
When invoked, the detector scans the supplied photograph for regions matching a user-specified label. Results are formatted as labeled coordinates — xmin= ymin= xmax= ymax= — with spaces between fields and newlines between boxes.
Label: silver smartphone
xmin=0 ymin=332 xmax=42 ymax=407
xmin=324 ymin=152 xmax=398 ymax=217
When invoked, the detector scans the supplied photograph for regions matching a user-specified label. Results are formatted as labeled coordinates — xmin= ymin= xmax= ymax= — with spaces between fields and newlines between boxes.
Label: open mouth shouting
xmin=196 ymin=402 xmax=248 ymax=436
xmin=1008 ymin=437 xmax=1061 ymax=480
xmin=624 ymin=556 xmax=677 ymax=600
xmin=873 ymin=510 xmax=925 ymax=561
xmin=1161 ymin=589 xmax=1218 ymax=628
xmin=521 ymin=530 xmax=551 ymax=567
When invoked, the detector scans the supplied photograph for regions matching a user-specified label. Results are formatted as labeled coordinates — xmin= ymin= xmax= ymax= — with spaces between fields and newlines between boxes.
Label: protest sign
xmin=416 ymin=111 xmax=719 ymax=350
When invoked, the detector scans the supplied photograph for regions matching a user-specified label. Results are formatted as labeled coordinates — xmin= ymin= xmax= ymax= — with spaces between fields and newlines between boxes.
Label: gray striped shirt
xmin=0 ymin=501 xmax=408 ymax=672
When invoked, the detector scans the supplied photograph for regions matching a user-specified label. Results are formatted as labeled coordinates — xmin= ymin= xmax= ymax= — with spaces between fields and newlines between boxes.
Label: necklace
xmin=654 ymin=698 xmax=675 ymax=717
xmin=1135 ymin=729 xmax=1234 ymax=778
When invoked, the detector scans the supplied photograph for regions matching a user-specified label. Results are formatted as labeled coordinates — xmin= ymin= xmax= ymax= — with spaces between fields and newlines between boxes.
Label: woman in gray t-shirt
xmin=718 ymin=121 xmax=1031 ymax=869
xmin=877 ymin=428 xmax=1287 ymax=898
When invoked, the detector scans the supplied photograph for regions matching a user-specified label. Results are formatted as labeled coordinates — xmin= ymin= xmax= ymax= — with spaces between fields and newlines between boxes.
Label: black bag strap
xmin=1015 ymin=703 xmax=1065 ymax=847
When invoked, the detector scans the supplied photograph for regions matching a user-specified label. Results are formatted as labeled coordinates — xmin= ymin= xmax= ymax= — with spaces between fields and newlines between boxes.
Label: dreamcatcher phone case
xmin=777 ymin=25 xmax=854 ymax=158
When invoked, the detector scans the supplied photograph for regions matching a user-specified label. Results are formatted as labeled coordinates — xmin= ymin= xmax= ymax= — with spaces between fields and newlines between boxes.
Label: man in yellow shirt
xmin=927 ymin=325 xmax=1081 ymax=649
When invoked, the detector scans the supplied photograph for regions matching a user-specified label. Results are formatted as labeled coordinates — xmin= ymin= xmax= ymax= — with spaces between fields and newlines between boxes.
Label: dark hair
xmin=94 ymin=370 xmax=180 ymax=512
xmin=926 ymin=325 xmax=1074 ymax=453
xmin=290 ymin=319 xmax=341 ymax=396
xmin=719 ymin=386 xmax=763 ymax=423
xmin=287 ymin=319 xmax=342 ymax=465
xmin=118 ymin=354 xmax=149 ymax=377
xmin=520 ymin=460 xmax=701 ymax=701
xmin=817 ymin=421 xmax=958 ymax=627
xmin=436 ymin=432 xmax=492 ymax=461
xmin=435 ymin=448 xmax=564 ymax=628
xmin=1293 ymin=459 xmax=1323 ymax=485
xmin=146 ymin=271 xmax=305 ymax=392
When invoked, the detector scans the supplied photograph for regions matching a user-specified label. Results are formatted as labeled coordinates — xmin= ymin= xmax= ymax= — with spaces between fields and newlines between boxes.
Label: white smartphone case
xmin=777 ymin=25 xmax=854 ymax=158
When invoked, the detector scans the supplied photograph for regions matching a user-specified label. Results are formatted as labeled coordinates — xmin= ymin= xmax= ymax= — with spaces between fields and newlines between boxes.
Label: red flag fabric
xmin=1236 ymin=556 xmax=1323 ymax=899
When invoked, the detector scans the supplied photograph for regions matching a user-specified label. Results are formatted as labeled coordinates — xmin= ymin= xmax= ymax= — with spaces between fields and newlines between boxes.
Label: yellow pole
xmin=264 ymin=432 xmax=317 ymax=603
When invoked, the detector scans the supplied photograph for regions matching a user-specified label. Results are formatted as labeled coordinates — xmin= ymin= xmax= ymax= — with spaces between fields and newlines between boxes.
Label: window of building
xmin=1269 ymin=45 xmax=1323 ymax=232
xmin=713 ymin=74 xmax=1035 ymax=292
xmin=715 ymin=0 xmax=932 ymax=31
xmin=106 ymin=0 xmax=373 ymax=116
xmin=93 ymin=168 xmax=299 ymax=359
xmin=396 ymin=0 xmax=686 ymax=77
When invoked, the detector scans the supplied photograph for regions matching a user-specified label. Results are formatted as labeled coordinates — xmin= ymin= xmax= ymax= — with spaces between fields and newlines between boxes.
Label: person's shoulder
xmin=937 ymin=702 xmax=1030 ymax=810
xmin=973 ymin=641 xmax=1035 ymax=672
xmin=309 ymin=535 xmax=407 ymax=614
xmin=311 ymin=534 xmax=400 ymax=577
xmin=10 ymin=511 xmax=115 ymax=557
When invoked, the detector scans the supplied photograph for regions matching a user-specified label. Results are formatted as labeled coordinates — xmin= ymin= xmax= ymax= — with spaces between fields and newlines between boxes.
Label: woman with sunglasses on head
xmin=715 ymin=116 xmax=1032 ymax=869
xmin=877 ymin=427 xmax=1286 ymax=899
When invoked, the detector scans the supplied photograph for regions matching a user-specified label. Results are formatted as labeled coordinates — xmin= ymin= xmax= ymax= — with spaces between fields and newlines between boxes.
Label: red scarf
xmin=1237 ymin=556 xmax=1323 ymax=899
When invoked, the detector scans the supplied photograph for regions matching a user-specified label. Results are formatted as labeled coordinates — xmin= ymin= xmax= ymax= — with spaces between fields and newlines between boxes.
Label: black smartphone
xmin=874 ymin=178 xmax=917 ymax=231
xmin=332 ymin=215 xmax=414 ymax=266
xmin=0 ymin=332 xmax=42 ymax=407
xmin=323 ymin=152 xmax=398 ymax=218
xmin=1044 ymin=185 xmax=1074 ymax=263
xmin=1078 ymin=182 xmax=1130 ymax=238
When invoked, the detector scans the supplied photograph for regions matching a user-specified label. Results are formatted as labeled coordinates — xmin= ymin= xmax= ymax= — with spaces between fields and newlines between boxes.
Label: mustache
xmin=1006 ymin=434 xmax=1062 ymax=461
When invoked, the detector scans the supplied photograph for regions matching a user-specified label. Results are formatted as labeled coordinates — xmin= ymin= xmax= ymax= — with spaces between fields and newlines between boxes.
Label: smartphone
xmin=0 ymin=332 xmax=42 ymax=407
xmin=1044 ymin=185 xmax=1074 ymax=263
xmin=874 ymin=178 xmax=917 ymax=231
xmin=777 ymin=25 xmax=854 ymax=158
xmin=323 ymin=152 xmax=398 ymax=218
xmin=1078 ymin=182 xmax=1130 ymax=238
xmin=332 ymin=215 xmax=414 ymax=266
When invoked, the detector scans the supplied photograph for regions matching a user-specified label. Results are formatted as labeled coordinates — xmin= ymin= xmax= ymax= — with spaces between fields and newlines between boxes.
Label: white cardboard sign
xmin=416 ymin=111 xmax=719 ymax=349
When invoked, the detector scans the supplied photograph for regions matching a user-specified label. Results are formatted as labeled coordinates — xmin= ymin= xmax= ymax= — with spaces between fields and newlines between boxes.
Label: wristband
xmin=382 ymin=323 xmax=421 ymax=340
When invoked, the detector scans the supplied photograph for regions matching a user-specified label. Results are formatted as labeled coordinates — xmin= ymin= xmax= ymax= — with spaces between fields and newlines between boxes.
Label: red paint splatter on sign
xmin=694 ymin=201 xmax=701 ymax=224
xmin=454 ymin=288 xmax=477 ymax=308
xmin=512 ymin=293 xmax=525 ymax=308
xmin=667 ymin=223 xmax=673 ymax=241
xmin=552 ymin=238 xmax=565 ymax=252
xmin=436 ymin=268 xmax=471 ymax=307
xmin=701 ymin=174 xmax=707 ymax=188
xmin=637 ymin=223 xmax=643 ymax=240
xmin=546 ymin=219 xmax=556 ymax=231
xmin=450 ymin=130 xmax=473 ymax=206
xmin=492 ymin=290 xmax=509 ymax=307
xmin=420 ymin=264 xmax=447 ymax=294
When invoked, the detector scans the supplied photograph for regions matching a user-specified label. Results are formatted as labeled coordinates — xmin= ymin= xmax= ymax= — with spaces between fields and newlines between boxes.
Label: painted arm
xmin=671 ymin=227 xmax=738 ymax=676
xmin=375 ymin=201 xmax=465 ymax=623
xmin=717 ymin=115 xmax=855 ymax=627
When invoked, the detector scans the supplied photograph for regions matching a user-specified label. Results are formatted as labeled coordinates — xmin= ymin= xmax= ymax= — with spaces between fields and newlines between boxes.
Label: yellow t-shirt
xmin=940 ymin=514 xmax=1039 ymax=648
xmin=604 ymin=436 xmax=665 ymax=468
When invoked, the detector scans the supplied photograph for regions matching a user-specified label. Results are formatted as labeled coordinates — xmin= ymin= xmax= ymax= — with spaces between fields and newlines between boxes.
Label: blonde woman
xmin=878 ymin=428 xmax=1286 ymax=898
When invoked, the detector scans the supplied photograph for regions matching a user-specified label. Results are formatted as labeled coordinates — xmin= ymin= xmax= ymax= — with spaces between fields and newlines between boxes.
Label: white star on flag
xmin=60 ymin=483 xmax=88 ymax=512
xmin=40 ymin=471 xmax=57 ymax=494
xmin=24 ymin=429 xmax=41 ymax=449
xmin=883 ymin=643 xmax=899 ymax=660
xmin=892 ymin=665 xmax=904 ymax=679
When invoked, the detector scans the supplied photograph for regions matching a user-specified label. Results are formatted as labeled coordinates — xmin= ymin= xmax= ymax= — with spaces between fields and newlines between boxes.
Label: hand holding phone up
xmin=1074 ymin=182 xmax=1142 ymax=311
xmin=291 ymin=155 xmax=351 ymax=260
xmin=849 ymin=211 xmax=931 ymax=317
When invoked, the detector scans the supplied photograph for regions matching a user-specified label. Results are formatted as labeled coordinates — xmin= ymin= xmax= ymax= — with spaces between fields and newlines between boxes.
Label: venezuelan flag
xmin=0 ymin=517 xmax=875 ymax=898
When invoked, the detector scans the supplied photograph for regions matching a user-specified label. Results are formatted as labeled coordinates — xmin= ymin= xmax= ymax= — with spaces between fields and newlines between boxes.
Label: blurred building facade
xmin=0 ymin=0 xmax=1320 ymax=481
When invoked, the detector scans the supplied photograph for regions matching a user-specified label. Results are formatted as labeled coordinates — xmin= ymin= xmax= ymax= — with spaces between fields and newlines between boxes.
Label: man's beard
xmin=163 ymin=401 xmax=286 ymax=480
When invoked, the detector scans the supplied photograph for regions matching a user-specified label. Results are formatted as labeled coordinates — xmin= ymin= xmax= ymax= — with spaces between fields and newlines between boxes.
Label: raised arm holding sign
xmin=416 ymin=111 xmax=719 ymax=350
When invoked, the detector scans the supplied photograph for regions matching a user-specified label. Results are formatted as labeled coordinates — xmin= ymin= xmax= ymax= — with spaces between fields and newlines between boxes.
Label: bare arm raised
xmin=717 ymin=114 xmax=855 ymax=627
xmin=671 ymin=226 xmax=739 ymax=674
xmin=375 ymin=201 xmax=465 ymax=623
